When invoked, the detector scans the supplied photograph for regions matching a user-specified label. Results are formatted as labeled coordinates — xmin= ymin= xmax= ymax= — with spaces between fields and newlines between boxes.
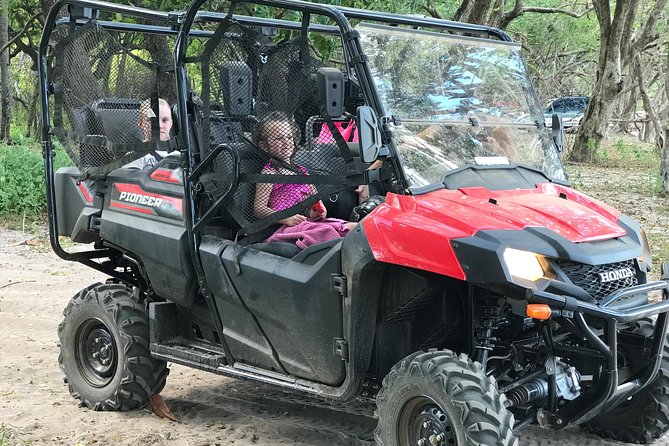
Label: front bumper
xmin=527 ymin=275 xmax=669 ymax=426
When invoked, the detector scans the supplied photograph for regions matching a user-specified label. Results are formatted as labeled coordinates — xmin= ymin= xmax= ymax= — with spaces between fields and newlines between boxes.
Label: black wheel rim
xmin=75 ymin=318 xmax=118 ymax=387
xmin=398 ymin=395 xmax=456 ymax=446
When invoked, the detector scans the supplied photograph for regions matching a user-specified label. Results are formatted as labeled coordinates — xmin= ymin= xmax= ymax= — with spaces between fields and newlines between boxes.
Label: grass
xmin=0 ymin=213 xmax=47 ymax=234
xmin=0 ymin=424 xmax=12 ymax=446
xmin=0 ymin=139 xmax=73 ymax=216
xmin=595 ymin=135 xmax=660 ymax=171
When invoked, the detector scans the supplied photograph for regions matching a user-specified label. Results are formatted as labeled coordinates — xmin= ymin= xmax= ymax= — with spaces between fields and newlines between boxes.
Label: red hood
xmin=362 ymin=183 xmax=625 ymax=280
xmin=412 ymin=183 xmax=625 ymax=243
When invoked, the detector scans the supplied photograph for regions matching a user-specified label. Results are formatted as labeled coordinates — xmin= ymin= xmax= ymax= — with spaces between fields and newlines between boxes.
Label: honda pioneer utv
xmin=40 ymin=0 xmax=669 ymax=444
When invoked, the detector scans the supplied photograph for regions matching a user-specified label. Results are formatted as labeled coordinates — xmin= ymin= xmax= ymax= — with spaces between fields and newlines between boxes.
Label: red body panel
xmin=110 ymin=183 xmax=183 ymax=218
xmin=78 ymin=181 xmax=93 ymax=203
xmin=362 ymin=184 xmax=625 ymax=280
xmin=150 ymin=168 xmax=183 ymax=185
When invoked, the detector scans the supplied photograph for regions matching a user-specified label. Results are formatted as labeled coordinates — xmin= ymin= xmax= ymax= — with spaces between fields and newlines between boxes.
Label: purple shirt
xmin=264 ymin=163 xmax=312 ymax=211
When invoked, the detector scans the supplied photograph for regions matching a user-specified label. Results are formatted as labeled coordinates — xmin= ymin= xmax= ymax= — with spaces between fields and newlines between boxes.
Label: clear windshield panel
xmin=393 ymin=122 xmax=565 ymax=188
xmin=357 ymin=23 xmax=567 ymax=188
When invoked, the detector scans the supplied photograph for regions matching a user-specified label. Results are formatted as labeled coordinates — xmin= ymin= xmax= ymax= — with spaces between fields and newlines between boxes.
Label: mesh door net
xmin=50 ymin=21 xmax=177 ymax=178
xmin=194 ymin=19 xmax=363 ymax=237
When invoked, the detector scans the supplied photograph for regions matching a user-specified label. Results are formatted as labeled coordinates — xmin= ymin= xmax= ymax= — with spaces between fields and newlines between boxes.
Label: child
xmin=253 ymin=111 xmax=356 ymax=249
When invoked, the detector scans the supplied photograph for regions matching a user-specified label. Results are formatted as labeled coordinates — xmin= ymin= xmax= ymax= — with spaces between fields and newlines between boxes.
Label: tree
xmin=570 ymin=0 xmax=668 ymax=162
xmin=662 ymin=30 xmax=669 ymax=194
xmin=1 ymin=0 xmax=11 ymax=142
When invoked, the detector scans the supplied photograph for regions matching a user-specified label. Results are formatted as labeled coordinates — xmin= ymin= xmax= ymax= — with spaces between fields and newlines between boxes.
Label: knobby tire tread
xmin=58 ymin=283 xmax=168 ymax=411
xmin=375 ymin=349 xmax=517 ymax=446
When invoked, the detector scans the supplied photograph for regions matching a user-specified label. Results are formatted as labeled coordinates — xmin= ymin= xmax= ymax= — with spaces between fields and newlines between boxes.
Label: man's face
xmin=140 ymin=102 xmax=173 ymax=141
xmin=157 ymin=102 xmax=173 ymax=141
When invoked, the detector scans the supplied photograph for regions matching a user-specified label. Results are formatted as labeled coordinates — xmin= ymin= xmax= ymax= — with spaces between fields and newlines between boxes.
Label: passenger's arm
xmin=253 ymin=181 xmax=275 ymax=218
xmin=254 ymin=170 xmax=307 ymax=226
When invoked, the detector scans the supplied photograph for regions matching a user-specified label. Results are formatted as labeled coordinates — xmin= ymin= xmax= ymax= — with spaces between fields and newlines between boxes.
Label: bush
xmin=0 ymin=142 xmax=73 ymax=215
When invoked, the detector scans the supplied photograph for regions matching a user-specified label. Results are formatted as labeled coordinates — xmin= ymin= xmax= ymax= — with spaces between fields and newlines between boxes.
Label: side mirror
xmin=317 ymin=67 xmax=344 ymax=118
xmin=551 ymin=113 xmax=565 ymax=154
xmin=357 ymin=106 xmax=381 ymax=164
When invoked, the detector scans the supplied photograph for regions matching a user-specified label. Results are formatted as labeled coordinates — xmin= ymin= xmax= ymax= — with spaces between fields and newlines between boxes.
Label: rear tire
xmin=375 ymin=349 xmax=517 ymax=446
xmin=584 ymin=319 xmax=669 ymax=443
xmin=58 ymin=283 xmax=168 ymax=411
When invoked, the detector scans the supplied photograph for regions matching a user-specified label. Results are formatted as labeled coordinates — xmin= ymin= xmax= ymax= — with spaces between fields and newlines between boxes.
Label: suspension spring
xmin=475 ymin=301 xmax=501 ymax=366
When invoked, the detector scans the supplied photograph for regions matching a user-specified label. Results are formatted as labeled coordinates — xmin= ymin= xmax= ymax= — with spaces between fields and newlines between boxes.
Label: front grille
xmin=554 ymin=259 xmax=638 ymax=301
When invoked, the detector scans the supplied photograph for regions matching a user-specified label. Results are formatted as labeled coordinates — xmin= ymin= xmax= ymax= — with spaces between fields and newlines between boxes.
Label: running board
xmin=150 ymin=338 xmax=339 ymax=397
xmin=151 ymin=339 xmax=228 ymax=372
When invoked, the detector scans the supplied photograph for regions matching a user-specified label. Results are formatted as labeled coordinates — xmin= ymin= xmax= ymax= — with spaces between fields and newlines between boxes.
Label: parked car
xmin=544 ymin=96 xmax=589 ymax=129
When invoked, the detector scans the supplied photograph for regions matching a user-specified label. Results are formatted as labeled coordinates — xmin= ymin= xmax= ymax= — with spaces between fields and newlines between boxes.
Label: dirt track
xmin=1 ymin=228 xmax=668 ymax=446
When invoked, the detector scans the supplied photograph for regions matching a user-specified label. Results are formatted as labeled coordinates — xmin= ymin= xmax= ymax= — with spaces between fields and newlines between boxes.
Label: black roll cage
xmin=38 ymin=0 xmax=511 ymax=288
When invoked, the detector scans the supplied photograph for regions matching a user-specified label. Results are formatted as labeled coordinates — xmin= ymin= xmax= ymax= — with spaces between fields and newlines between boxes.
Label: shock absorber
xmin=506 ymin=378 xmax=549 ymax=407
xmin=475 ymin=296 xmax=500 ymax=366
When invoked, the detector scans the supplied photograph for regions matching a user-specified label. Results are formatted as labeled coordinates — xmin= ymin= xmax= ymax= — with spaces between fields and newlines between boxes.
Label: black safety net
xmin=193 ymin=19 xmax=365 ymax=237
xmin=50 ymin=21 xmax=177 ymax=178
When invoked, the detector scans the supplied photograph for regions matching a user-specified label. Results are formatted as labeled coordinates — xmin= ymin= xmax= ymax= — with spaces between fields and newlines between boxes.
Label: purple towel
xmin=266 ymin=218 xmax=350 ymax=249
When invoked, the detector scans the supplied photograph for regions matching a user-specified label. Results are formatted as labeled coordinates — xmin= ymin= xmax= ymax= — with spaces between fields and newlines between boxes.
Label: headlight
xmin=502 ymin=248 xmax=555 ymax=284
xmin=638 ymin=228 xmax=652 ymax=272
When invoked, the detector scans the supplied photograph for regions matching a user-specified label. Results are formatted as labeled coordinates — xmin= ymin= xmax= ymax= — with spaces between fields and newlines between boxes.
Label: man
xmin=124 ymin=98 xmax=178 ymax=169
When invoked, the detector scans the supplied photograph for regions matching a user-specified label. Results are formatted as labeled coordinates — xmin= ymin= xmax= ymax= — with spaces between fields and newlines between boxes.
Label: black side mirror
xmin=357 ymin=106 xmax=381 ymax=163
xmin=317 ymin=67 xmax=344 ymax=118
xmin=551 ymin=113 xmax=565 ymax=154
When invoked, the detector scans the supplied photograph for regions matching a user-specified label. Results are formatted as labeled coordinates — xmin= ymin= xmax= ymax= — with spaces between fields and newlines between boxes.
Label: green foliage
xmin=596 ymin=136 xmax=658 ymax=169
xmin=586 ymin=138 xmax=597 ymax=155
xmin=0 ymin=142 xmax=72 ymax=215
xmin=0 ymin=424 xmax=9 ymax=446
xmin=569 ymin=169 xmax=585 ymax=190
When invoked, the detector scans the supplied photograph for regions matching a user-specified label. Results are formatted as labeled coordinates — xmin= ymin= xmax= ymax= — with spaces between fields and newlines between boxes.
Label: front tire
xmin=375 ymin=349 xmax=517 ymax=446
xmin=584 ymin=319 xmax=669 ymax=443
xmin=58 ymin=283 xmax=168 ymax=411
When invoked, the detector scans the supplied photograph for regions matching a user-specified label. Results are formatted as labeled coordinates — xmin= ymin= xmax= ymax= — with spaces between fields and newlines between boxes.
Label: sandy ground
xmin=1 ymin=228 xmax=669 ymax=446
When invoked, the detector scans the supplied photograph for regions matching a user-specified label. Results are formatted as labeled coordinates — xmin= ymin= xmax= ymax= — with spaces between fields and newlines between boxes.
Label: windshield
xmin=357 ymin=23 xmax=567 ymax=189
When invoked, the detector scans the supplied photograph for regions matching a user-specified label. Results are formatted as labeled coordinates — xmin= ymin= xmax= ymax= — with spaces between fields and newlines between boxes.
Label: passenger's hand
xmin=279 ymin=214 xmax=307 ymax=226
xmin=355 ymin=184 xmax=370 ymax=203
xmin=309 ymin=201 xmax=327 ymax=219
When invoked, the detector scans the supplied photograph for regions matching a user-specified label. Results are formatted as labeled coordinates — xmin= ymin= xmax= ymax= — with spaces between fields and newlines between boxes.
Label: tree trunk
xmin=143 ymin=33 xmax=176 ymax=103
xmin=569 ymin=0 xmax=638 ymax=162
xmin=633 ymin=54 xmax=663 ymax=149
xmin=662 ymin=36 xmax=669 ymax=194
xmin=115 ymin=51 xmax=127 ymax=96
xmin=454 ymin=0 xmax=493 ymax=25
xmin=27 ymin=72 xmax=39 ymax=138
xmin=616 ymin=86 xmax=637 ymax=134
xmin=0 ymin=2 xmax=11 ymax=143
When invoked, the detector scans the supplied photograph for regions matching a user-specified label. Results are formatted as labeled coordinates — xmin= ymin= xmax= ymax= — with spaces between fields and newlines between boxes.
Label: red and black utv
xmin=40 ymin=0 xmax=669 ymax=444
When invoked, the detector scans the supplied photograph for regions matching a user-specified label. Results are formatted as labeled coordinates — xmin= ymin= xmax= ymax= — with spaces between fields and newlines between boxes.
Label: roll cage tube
xmin=173 ymin=1 xmax=517 ymax=374
xmin=174 ymin=0 xmax=388 ymax=257
xmin=173 ymin=0 xmax=405 ymax=382
xmin=38 ymin=0 xmax=175 ymax=281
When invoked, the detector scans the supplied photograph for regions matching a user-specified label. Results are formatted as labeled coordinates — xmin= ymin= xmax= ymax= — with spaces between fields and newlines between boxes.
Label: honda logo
xmin=598 ymin=267 xmax=635 ymax=283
